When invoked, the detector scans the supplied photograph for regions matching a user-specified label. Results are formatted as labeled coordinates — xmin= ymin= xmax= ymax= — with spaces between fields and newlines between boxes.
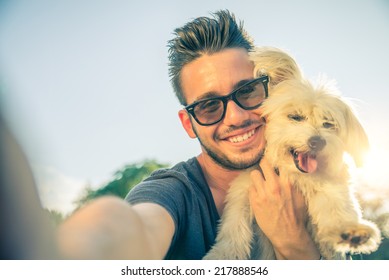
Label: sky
xmin=0 ymin=0 xmax=389 ymax=214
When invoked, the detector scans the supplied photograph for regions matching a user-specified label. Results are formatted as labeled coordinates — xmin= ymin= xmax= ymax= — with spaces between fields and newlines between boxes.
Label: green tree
xmin=44 ymin=209 xmax=65 ymax=228
xmin=73 ymin=159 xmax=169 ymax=210
xmin=359 ymin=237 xmax=389 ymax=260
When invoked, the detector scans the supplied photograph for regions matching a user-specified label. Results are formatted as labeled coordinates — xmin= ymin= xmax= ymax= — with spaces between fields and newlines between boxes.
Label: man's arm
xmin=248 ymin=157 xmax=320 ymax=260
xmin=56 ymin=196 xmax=175 ymax=259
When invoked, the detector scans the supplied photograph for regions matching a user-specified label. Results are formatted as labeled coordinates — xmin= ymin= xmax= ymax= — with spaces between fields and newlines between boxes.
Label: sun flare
xmin=356 ymin=147 xmax=389 ymax=187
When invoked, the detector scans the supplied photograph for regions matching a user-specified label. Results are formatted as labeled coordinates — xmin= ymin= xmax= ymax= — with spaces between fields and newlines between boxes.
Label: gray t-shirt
xmin=125 ymin=157 xmax=220 ymax=259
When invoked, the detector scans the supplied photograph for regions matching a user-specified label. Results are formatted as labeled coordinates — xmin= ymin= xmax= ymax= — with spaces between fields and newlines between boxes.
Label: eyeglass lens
xmin=193 ymin=79 xmax=266 ymax=125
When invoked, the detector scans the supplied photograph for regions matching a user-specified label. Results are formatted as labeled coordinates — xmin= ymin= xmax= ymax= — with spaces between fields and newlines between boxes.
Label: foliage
xmin=359 ymin=237 xmax=389 ymax=260
xmin=73 ymin=159 xmax=169 ymax=210
xmin=44 ymin=209 xmax=65 ymax=228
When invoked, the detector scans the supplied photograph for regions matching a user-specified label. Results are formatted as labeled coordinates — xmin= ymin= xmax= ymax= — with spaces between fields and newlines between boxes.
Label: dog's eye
xmin=323 ymin=122 xmax=335 ymax=129
xmin=288 ymin=114 xmax=305 ymax=122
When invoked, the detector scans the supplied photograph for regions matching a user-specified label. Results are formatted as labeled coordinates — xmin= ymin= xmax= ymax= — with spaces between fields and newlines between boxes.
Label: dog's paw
xmin=335 ymin=221 xmax=381 ymax=254
xmin=340 ymin=228 xmax=370 ymax=248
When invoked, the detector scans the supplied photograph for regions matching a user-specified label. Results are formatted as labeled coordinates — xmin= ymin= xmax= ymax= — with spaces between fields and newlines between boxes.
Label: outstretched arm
xmin=56 ymin=196 xmax=175 ymax=259
xmin=248 ymin=157 xmax=320 ymax=260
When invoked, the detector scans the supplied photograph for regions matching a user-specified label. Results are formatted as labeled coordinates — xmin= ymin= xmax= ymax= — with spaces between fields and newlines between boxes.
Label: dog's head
xmin=261 ymin=78 xmax=369 ymax=176
xmin=250 ymin=46 xmax=302 ymax=87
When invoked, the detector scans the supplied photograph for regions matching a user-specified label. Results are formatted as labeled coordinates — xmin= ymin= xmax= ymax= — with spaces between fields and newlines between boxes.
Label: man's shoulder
xmin=126 ymin=157 xmax=207 ymax=200
xmin=145 ymin=157 xmax=203 ymax=185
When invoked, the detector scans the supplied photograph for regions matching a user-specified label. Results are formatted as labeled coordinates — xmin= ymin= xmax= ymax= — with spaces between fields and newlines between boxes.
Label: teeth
xmin=228 ymin=129 xmax=255 ymax=143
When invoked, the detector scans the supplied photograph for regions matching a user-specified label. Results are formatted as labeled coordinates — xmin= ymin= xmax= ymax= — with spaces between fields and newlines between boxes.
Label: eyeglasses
xmin=184 ymin=75 xmax=269 ymax=126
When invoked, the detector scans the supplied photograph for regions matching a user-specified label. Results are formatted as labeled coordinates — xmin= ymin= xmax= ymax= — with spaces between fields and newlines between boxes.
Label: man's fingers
xmin=248 ymin=185 xmax=261 ymax=221
xmin=259 ymin=157 xmax=277 ymax=183
xmin=251 ymin=165 xmax=265 ymax=181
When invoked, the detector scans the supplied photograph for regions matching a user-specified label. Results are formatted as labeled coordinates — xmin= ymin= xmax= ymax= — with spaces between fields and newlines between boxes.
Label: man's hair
xmin=167 ymin=10 xmax=254 ymax=105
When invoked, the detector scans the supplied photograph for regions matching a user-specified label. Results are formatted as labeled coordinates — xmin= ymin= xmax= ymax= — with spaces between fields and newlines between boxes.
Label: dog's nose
xmin=308 ymin=136 xmax=326 ymax=151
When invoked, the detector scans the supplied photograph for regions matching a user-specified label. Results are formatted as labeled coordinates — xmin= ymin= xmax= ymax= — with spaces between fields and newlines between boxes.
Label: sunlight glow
xmin=358 ymin=147 xmax=389 ymax=187
xmin=349 ymin=146 xmax=389 ymax=231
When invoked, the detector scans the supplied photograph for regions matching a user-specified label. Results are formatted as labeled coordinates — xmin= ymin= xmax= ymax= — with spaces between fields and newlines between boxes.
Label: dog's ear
xmin=250 ymin=46 xmax=303 ymax=88
xmin=341 ymin=103 xmax=370 ymax=167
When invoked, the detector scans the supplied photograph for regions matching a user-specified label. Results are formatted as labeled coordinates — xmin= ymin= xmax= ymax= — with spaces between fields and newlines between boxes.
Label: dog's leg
xmin=203 ymin=172 xmax=254 ymax=259
xmin=307 ymin=182 xmax=381 ymax=258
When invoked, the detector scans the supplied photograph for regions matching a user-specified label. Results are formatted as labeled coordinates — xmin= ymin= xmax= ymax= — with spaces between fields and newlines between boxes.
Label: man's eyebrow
xmin=234 ymin=79 xmax=252 ymax=89
xmin=193 ymin=91 xmax=220 ymax=102
xmin=193 ymin=79 xmax=253 ymax=103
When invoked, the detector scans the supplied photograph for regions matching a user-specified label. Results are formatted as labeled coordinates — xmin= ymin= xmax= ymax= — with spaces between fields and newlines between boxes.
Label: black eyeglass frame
xmin=184 ymin=75 xmax=269 ymax=126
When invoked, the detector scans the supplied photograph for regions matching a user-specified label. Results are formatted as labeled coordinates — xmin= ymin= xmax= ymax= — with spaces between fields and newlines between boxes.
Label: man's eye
xmin=288 ymin=114 xmax=305 ymax=122
xmin=237 ymin=85 xmax=255 ymax=97
xmin=198 ymin=100 xmax=221 ymax=112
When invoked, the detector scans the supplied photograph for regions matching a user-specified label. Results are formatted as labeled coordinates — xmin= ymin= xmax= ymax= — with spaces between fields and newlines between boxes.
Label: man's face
xmin=179 ymin=48 xmax=266 ymax=170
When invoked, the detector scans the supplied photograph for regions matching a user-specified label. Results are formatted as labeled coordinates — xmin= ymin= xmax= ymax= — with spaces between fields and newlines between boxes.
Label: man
xmin=57 ymin=10 xmax=320 ymax=260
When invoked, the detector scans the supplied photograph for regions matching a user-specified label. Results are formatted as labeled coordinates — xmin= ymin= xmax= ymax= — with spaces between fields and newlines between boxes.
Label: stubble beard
xmin=191 ymin=120 xmax=264 ymax=170
xmin=201 ymin=141 xmax=264 ymax=170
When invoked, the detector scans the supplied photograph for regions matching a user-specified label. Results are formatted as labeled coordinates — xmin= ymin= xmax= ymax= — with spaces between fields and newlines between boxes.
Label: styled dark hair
xmin=167 ymin=10 xmax=254 ymax=105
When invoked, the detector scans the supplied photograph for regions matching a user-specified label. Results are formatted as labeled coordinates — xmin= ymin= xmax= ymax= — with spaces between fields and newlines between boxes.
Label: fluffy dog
xmin=204 ymin=47 xmax=381 ymax=260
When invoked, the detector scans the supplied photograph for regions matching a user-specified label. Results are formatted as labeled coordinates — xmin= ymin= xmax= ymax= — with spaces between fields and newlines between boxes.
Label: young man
xmin=57 ymin=10 xmax=320 ymax=260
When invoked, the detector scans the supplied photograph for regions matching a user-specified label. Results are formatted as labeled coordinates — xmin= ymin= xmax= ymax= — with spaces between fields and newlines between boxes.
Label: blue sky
xmin=1 ymin=0 xmax=388 ymax=213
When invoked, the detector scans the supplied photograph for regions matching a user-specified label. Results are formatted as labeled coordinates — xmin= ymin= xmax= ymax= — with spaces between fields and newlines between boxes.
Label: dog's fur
xmin=204 ymin=47 xmax=381 ymax=260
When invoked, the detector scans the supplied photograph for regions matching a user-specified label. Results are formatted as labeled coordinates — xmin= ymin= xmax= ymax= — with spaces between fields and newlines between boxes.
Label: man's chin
xmin=208 ymin=149 xmax=264 ymax=171
xmin=196 ymin=131 xmax=264 ymax=170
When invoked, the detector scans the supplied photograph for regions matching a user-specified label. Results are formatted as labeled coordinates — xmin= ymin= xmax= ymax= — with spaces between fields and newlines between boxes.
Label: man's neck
xmin=196 ymin=153 xmax=242 ymax=192
xmin=196 ymin=153 xmax=244 ymax=216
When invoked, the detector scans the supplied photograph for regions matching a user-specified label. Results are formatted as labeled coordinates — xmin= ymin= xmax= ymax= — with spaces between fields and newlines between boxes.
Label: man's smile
xmin=218 ymin=120 xmax=265 ymax=148
xmin=226 ymin=128 xmax=256 ymax=143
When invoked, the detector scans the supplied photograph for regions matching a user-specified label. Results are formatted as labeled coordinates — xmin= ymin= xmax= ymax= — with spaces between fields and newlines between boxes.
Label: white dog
xmin=204 ymin=47 xmax=381 ymax=260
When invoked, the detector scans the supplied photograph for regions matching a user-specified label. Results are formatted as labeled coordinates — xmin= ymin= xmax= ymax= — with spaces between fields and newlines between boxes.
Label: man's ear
xmin=178 ymin=109 xmax=197 ymax=139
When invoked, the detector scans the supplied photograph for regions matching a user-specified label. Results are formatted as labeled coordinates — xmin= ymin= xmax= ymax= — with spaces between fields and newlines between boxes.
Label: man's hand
xmin=248 ymin=157 xmax=320 ymax=259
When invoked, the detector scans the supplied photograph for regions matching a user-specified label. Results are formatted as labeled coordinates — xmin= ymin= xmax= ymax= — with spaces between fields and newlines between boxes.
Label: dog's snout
xmin=308 ymin=136 xmax=326 ymax=151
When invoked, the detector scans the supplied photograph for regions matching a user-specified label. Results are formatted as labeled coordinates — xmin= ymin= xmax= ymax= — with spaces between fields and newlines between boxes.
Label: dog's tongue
xmin=297 ymin=153 xmax=318 ymax=173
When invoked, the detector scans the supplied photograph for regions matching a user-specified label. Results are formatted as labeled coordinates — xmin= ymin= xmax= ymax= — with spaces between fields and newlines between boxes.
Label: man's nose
xmin=222 ymin=100 xmax=250 ymax=126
